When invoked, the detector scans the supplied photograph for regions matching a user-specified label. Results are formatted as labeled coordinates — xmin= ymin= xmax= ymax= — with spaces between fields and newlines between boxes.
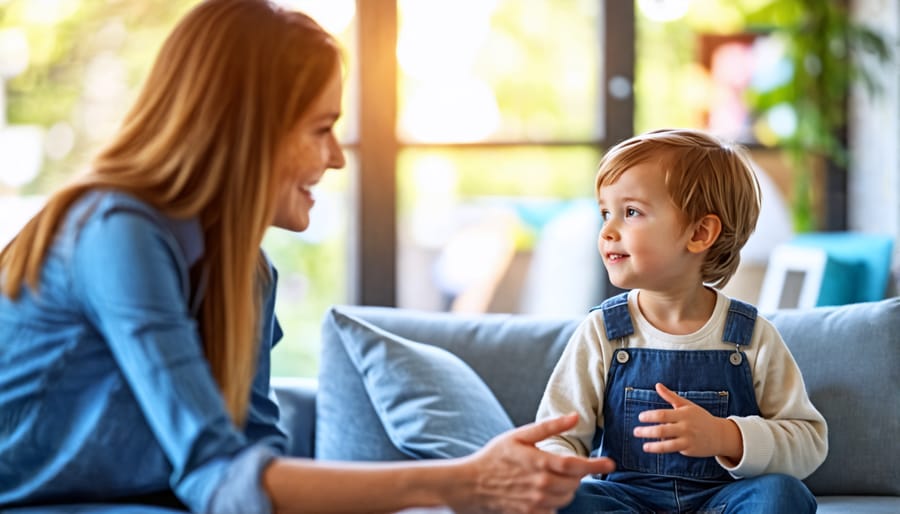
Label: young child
xmin=536 ymin=128 xmax=828 ymax=513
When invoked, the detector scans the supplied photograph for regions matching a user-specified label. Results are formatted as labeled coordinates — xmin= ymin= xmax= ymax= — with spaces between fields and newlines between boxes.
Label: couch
xmin=5 ymin=298 xmax=898 ymax=513
xmin=307 ymin=297 xmax=899 ymax=513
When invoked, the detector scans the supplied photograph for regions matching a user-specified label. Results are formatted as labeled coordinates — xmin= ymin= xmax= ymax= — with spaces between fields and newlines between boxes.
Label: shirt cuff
xmin=717 ymin=415 xmax=773 ymax=478
xmin=536 ymin=438 xmax=582 ymax=457
xmin=207 ymin=445 xmax=278 ymax=514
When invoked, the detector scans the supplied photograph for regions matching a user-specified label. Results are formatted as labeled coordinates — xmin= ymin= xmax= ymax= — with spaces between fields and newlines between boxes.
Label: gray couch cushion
xmin=316 ymin=309 xmax=408 ymax=462
xmin=272 ymin=377 xmax=318 ymax=458
xmin=322 ymin=305 xmax=578 ymax=427
xmin=316 ymin=309 xmax=513 ymax=460
xmin=816 ymin=496 xmax=900 ymax=514
xmin=316 ymin=306 xmax=578 ymax=461
xmin=767 ymin=297 xmax=900 ymax=496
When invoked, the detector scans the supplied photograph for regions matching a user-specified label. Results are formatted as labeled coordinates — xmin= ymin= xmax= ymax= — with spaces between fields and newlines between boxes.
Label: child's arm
xmin=534 ymin=316 xmax=611 ymax=457
xmin=720 ymin=319 xmax=828 ymax=478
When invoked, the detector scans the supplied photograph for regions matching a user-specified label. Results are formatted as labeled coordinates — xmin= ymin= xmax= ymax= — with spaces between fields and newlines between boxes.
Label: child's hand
xmin=632 ymin=382 xmax=743 ymax=462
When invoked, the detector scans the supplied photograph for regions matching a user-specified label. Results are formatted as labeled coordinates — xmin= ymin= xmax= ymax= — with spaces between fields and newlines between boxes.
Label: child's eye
xmin=626 ymin=207 xmax=640 ymax=217
xmin=600 ymin=210 xmax=610 ymax=221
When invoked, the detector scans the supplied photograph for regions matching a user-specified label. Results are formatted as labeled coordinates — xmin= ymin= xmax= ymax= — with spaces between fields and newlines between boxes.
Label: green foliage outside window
xmin=636 ymin=0 xmax=893 ymax=232
xmin=1 ymin=0 xmax=195 ymax=193
xmin=743 ymin=0 xmax=892 ymax=231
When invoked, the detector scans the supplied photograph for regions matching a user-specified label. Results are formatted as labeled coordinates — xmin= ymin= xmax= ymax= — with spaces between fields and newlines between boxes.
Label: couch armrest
xmin=272 ymin=377 xmax=317 ymax=458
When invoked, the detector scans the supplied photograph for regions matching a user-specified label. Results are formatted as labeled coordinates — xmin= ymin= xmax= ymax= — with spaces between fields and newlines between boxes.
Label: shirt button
xmin=730 ymin=352 xmax=743 ymax=366
xmin=616 ymin=351 xmax=630 ymax=364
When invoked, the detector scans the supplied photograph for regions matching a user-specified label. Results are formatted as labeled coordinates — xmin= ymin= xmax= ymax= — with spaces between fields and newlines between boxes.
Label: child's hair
xmin=595 ymin=128 xmax=761 ymax=288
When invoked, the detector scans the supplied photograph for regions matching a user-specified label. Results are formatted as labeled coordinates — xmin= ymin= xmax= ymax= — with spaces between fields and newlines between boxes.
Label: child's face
xmin=596 ymin=162 xmax=699 ymax=291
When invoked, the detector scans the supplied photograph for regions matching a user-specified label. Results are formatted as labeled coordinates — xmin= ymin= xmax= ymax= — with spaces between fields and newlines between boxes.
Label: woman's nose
xmin=329 ymin=137 xmax=346 ymax=170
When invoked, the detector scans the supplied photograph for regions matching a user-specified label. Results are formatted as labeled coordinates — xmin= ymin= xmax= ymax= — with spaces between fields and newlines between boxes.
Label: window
xmin=354 ymin=0 xmax=635 ymax=315
xmin=0 ymin=0 xmax=635 ymax=377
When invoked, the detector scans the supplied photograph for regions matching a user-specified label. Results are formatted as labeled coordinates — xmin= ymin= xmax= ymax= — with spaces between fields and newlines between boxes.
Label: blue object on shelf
xmin=790 ymin=232 xmax=894 ymax=305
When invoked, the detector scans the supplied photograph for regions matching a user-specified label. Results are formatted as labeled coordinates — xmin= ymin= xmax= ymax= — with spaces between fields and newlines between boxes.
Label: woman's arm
xmin=263 ymin=413 xmax=615 ymax=514
xmin=74 ymin=206 xmax=263 ymax=512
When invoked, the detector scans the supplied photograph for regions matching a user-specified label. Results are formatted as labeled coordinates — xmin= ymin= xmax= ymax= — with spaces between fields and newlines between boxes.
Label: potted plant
xmin=744 ymin=0 xmax=893 ymax=232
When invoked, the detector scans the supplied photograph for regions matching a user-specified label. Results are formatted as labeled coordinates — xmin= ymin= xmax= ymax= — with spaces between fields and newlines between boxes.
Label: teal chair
xmin=791 ymin=232 xmax=894 ymax=305
xmin=759 ymin=232 xmax=895 ymax=311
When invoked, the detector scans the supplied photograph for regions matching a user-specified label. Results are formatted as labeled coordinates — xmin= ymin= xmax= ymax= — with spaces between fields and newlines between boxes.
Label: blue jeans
xmin=561 ymin=473 xmax=816 ymax=514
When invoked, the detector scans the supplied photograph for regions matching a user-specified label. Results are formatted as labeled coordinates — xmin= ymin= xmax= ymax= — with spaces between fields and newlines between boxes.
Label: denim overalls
xmin=562 ymin=292 xmax=816 ymax=514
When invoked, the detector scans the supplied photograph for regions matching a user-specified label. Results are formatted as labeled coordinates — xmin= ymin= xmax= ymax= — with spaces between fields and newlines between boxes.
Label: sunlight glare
xmin=0 ymin=28 xmax=29 ymax=78
xmin=400 ymin=78 xmax=500 ymax=143
xmin=23 ymin=0 xmax=80 ymax=25
xmin=272 ymin=0 xmax=355 ymax=35
xmin=397 ymin=0 xmax=496 ymax=80
xmin=409 ymin=155 xmax=458 ymax=247
xmin=0 ymin=125 xmax=43 ymax=187
xmin=397 ymin=0 xmax=503 ymax=142
xmin=638 ymin=0 xmax=690 ymax=22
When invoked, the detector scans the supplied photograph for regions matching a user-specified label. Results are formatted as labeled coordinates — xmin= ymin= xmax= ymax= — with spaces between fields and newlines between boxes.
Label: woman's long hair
xmin=0 ymin=0 xmax=340 ymax=425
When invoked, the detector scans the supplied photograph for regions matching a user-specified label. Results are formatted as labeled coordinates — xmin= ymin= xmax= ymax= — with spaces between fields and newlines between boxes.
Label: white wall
xmin=850 ymin=0 xmax=900 ymax=293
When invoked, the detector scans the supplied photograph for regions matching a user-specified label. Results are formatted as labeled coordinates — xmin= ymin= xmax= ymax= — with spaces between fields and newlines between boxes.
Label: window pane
xmin=396 ymin=0 xmax=601 ymax=143
xmin=397 ymin=146 xmax=605 ymax=315
xmin=266 ymin=152 xmax=353 ymax=377
xmin=265 ymin=0 xmax=356 ymax=378
xmin=635 ymin=0 xmax=795 ymax=145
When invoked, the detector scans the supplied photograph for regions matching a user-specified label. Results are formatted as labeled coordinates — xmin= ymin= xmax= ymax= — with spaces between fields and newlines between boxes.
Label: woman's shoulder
xmin=72 ymin=189 xmax=162 ymax=225
xmin=61 ymin=190 xmax=159 ymax=239
xmin=69 ymin=189 xmax=204 ymax=266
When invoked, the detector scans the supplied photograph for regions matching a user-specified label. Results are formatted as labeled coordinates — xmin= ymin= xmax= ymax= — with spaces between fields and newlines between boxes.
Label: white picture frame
xmin=758 ymin=244 xmax=828 ymax=312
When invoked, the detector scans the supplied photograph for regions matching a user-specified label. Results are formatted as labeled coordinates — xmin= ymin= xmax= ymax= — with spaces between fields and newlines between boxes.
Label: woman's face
xmin=272 ymin=64 xmax=345 ymax=232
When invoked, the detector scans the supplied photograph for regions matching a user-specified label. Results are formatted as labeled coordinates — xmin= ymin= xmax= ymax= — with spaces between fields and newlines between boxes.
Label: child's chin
xmin=606 ymin=274 xmax=630 ymax=290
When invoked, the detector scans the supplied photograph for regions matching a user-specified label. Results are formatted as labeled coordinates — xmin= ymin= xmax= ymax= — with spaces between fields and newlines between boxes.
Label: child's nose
xmin=600 ymin=218 xmax=619 ymax=240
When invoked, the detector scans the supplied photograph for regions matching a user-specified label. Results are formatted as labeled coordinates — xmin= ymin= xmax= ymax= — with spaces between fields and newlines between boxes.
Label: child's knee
xmin=751 ymin=474 xmax=816 ymax=512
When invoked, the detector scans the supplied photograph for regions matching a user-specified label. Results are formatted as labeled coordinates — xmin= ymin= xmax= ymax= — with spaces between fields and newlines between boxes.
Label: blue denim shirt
xmin=0 ymin=191 xmax=287 ymax=513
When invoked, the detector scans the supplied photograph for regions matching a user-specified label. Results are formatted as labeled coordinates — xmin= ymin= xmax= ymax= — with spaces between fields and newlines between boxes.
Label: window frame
xmin=351 ymin=0 xmax=635 ymax=306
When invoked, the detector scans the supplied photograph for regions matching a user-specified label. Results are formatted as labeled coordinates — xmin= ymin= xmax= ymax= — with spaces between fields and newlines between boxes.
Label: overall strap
xmin=722 ymin=298 xmax=758 ymax=346
xmin=590 ymin=292 xmax=634 ymax=341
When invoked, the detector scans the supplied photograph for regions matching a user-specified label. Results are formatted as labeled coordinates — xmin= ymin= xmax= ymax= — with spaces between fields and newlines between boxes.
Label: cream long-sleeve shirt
xmin=536 ymin=289 xmax=828 ymax=480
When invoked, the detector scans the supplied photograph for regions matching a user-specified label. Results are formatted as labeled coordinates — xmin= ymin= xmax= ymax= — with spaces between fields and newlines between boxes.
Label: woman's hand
xmin=449 ymin=413 xmax=615 ymax=514
xmin=263 ymin=414 xmax=614 ymax=514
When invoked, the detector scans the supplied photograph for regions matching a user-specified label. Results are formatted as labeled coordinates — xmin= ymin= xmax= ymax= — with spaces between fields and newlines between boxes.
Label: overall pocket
xmin=622 ymin=387 xmax=729 ymax=479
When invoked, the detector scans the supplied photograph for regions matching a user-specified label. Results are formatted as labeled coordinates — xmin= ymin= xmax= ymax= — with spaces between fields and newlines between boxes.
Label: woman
xmin=0 ymin=1 xmax=614 ymax=513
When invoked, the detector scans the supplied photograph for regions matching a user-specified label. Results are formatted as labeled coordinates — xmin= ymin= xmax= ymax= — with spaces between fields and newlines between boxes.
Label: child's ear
xmin=687 ymin=214 xmax=721 ymax=254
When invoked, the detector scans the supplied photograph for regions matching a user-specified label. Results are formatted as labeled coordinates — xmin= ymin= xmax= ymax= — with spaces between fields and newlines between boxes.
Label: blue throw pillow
xmin=326 ymin=309 xmax=514 ymax=459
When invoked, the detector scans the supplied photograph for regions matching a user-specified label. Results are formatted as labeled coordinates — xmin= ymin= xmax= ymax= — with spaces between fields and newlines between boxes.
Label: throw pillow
xmin=323 ymin=309 xmax=514 ymax=459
